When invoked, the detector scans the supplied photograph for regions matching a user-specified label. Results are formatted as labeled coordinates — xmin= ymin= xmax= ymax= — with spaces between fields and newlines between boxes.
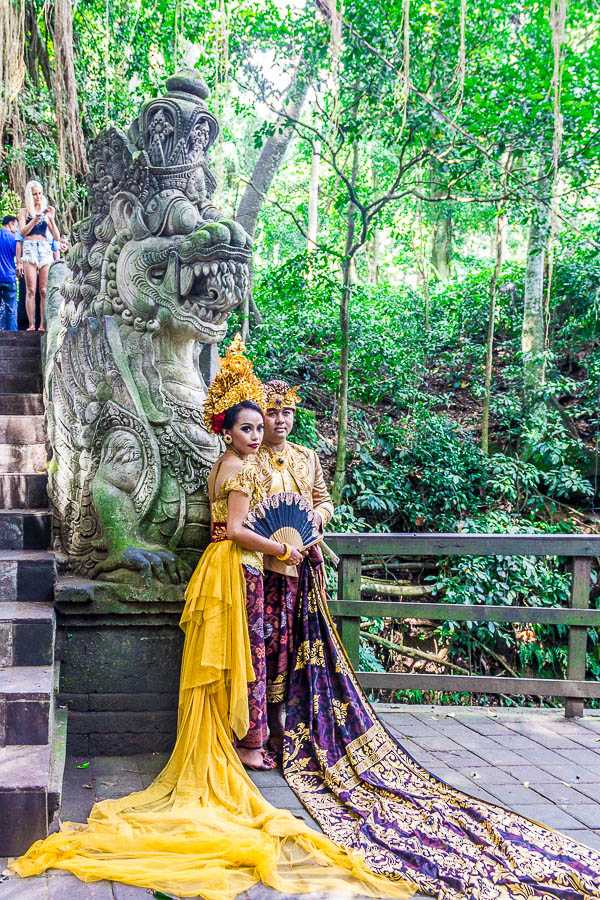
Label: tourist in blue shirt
xmin=0 ymin=215 xmax=21 ymax=331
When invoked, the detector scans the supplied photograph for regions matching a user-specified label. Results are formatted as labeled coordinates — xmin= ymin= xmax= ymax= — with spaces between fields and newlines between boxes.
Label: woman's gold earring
xmin=223 ymin=434 xmax=232 ymax=444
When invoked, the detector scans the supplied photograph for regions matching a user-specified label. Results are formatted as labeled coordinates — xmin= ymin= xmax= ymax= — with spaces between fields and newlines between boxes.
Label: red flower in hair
xmin=212 ymin=412 xmax=226 ymax=434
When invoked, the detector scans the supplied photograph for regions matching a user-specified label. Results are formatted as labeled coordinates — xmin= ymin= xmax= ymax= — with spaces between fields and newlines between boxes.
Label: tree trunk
xmin=481 ymin=204 xmax=507 ymax=454
xmin=307 ymin=140 xmax=320 ymax=252
xmin=332 ymin=142 xmax=359 ymax=506
xmin=366 ymin=228 xmax=381 ymax=284
xmin=429 ymin=160 xmax=452 ymax=280
xmin=431 ymin=212 xmax=452 ymax=280
xmin=482 ymin=153 xmax=512 ymax=454
xmin=236 ymin=71 xmax=309 ymax=239
xmin=24 ymin=0 xmax=51 ymax=90
xmin=522 ymin=153 xmax=551 ymax=409
xmin=236 ymin=68 xmax=308 ymax=338
xmin=7 ymin=112 xmax=27 ymax=197
xmin=365 ymin=156 xmax=381 ymax=284
xmin=53 ymin=0 xmax=88 ymax=180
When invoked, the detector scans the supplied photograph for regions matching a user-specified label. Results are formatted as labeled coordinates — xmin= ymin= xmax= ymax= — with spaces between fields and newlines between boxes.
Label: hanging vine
xmin=53 ymin=0 xmax=88 ymax=186
xmin=455 ymin=0 xmax=467 ymax=104
xmin=0 ymin=0 xmax=26 ymax=156
xmin=325 ymin=0 xmax=343 ymax=137
xmin=392 ymin=0 xmax=410 ymax=133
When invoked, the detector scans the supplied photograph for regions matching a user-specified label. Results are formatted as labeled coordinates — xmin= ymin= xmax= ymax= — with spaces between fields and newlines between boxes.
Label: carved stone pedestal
xmin=55 ymin=578 xmax=185 ymax=755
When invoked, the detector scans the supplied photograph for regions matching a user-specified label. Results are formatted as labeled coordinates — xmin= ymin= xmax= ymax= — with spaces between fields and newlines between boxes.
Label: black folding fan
xmin=243 ymin=492 xmax=322 ymax=549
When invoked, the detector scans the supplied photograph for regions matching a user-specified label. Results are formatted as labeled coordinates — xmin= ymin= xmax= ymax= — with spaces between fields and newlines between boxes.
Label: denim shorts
xmin=22 ymin=239 xmax=54 ymax=268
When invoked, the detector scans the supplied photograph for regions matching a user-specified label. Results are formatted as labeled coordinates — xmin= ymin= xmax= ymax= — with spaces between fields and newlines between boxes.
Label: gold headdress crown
xmin=204 ymin=334 xmax=267 ymax=433
xmin=263 ymin=379 xmax=302 ymax=411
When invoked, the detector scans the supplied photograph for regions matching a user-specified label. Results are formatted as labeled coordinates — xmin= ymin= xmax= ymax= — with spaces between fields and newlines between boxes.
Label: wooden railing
xmin=326 ymin=533 xmax=600 ymax=718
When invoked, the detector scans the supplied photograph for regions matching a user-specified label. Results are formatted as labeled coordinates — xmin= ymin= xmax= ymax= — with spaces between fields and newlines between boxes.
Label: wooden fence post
xmin=337 ymin=554 xmax=361 ymax=670
xmin=565 ymin=556 xmax=592 ymax=719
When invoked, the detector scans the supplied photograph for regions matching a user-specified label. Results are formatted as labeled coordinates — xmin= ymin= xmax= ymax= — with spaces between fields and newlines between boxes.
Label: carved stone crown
xmin=134 ymin=69 xmax=219 ymax=189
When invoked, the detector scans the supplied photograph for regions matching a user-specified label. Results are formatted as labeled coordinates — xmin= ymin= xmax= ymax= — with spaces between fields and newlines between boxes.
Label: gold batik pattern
xmin=282 ymin=566 xmax=600 ymax=900
xmin=266 ymin=673 xmax=286 ymax=704
xmin=295 ymin=638 xmax=326 ymax=670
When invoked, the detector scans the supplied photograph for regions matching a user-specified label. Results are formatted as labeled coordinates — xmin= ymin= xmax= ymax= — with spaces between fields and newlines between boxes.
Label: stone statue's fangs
xmin=44 ymin=69 xmax=252 ymax=584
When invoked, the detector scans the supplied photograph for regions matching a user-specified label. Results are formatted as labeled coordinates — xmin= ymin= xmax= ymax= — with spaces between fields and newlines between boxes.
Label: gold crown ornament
xmin=263 ymin=379 xmax=302 ymax=411
xmin=204 ymin=334 xmax=266 ymax=433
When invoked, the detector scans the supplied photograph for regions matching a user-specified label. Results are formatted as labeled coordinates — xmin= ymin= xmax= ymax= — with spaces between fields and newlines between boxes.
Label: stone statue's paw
xmin=91 ymin=546 xmax=185 ymax=584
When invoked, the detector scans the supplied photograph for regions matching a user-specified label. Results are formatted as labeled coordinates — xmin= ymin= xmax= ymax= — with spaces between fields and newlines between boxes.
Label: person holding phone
xmin=18 ymin=180 xmax=60 ymax=331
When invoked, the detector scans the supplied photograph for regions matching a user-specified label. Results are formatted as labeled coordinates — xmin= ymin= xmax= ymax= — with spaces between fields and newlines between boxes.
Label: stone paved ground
xmin=2 ymin=705 xmax=600 ymax=899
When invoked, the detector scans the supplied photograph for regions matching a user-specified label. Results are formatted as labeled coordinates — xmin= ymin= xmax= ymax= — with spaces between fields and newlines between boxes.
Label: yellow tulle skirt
xmin=11 ymin=541 xmax=415 ymax=900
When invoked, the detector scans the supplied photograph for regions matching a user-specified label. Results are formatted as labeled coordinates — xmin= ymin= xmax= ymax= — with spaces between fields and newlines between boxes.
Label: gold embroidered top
xmin=253 ymin=441 xmax=334 ymax=576
xmin=209 ymin=455 xmax=266 ymax=572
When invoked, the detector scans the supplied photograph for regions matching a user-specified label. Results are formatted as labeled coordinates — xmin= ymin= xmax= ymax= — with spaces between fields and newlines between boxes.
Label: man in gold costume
xmin=252 ymin=378 xmax=334 ymax=753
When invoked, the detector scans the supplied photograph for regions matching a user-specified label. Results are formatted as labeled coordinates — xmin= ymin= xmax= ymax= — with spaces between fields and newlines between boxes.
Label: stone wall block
xmin=68 ymin=710 xmax=177 ymax=734
xmin=0 ymin=789 xmax=48 ymax=857
xmin=17 ymin=557 xmax=56 ymax=602
xmin=0 ymin=620 xmax=12 ymax=665
xmin=0 ymin=513 xmax=23 ymax=550
xmin=58 ymin=624 xmax=183 ymax=695
xmin=0 ymin=393 xmax=45 ymax=415
xmin=6 ymin=698 xmax=50 ymax=744
xmin=0 ymin=559 xmax=17 ymax=600
xmin=0 ymin=443 xmax=48 ymax=473
xmin=88 ymin=731 xmax=176 ymax=756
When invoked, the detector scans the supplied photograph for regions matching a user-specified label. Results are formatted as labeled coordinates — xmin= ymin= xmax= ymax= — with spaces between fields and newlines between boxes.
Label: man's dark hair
xmin=2 ymin=215 xmax=17 ymax=226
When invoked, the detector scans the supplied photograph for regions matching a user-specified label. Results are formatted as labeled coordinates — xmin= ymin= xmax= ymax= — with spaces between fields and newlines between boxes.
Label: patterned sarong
xmin=264 ymin=570 xmax=297 ymax=704
xmin=283 ymin=561 xmax=600 ymax=900
xmin=238 ymin=565 xmax=268 ymax=749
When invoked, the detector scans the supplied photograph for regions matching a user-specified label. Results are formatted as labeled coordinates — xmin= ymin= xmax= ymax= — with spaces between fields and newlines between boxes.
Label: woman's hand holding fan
xmin=243 ymin=492 xmax=323 ymax=550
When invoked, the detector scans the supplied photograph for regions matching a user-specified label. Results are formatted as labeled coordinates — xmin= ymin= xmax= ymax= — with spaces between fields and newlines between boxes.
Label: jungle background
xmin=2 ymin=0 xmax=600 ymax=706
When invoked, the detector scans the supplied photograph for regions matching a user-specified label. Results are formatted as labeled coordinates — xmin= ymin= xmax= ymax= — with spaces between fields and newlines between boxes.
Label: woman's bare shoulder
xmin=213 ymin=452 xmax=244 ymax=476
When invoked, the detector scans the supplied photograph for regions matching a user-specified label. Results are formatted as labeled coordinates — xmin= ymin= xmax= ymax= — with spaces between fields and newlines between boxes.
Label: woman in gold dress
xmin=11 ymin=337 xmax=411 ymax=900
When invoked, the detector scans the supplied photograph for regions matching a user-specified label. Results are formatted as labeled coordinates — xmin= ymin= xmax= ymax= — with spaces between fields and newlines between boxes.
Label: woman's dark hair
xmin=222 ymin=400 xmax=264 ymax=430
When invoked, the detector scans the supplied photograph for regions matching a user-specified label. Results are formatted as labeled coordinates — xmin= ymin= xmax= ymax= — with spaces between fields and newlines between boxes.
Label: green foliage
xmin=231 ymin=252 xmax=430 ymax=410
xmin=430 ymin=512 xmax=600 ymax=682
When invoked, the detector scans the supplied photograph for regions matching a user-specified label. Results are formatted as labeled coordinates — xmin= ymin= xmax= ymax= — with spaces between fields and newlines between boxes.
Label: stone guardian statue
xmin=43 ymin=70 xmax=251 ymax=583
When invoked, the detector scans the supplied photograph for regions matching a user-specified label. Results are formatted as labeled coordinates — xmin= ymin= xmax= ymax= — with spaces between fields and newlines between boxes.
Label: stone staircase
xmin=0 ymin=331 xmax=67 ymax=857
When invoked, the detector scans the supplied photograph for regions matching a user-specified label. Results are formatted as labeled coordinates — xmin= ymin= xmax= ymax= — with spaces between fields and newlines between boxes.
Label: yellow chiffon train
xmin=11 ymin=541 xmax=415 ymax=900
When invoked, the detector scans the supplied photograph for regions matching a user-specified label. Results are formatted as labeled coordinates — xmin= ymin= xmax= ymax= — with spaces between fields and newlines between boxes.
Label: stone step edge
xmin=0 ymin=601 xmax=54 ymax=621
xmin=48 ymin=704 xmax=68 ymax=822
xmin=0 ymin=398 xmax=45 ymax=416
xmin=0 ymin=549 xmax=54 ymax=562
xmin=0 ymin=665 xmax=54 ymax=699
xmin=0 ymin=699 xmax=64 ymax=804
xmin=0 ymin=508 xmax=51 ymax=517
xmin=0 ymin=742 xmax=51 ymax=791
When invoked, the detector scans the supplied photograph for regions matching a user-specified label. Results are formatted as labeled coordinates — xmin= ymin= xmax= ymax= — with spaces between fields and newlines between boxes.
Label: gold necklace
xmin=267 ymin=443 xmax=288 ymax=470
